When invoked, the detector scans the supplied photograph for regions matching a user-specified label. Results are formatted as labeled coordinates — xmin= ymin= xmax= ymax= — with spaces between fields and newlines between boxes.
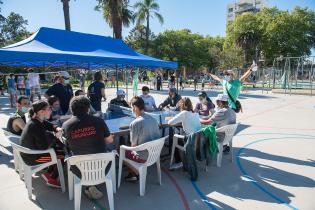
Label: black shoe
xmin=124 ymin=173 xmax=139 ymax=182
xmin=223 ymin=145 xmax=230 ymax=154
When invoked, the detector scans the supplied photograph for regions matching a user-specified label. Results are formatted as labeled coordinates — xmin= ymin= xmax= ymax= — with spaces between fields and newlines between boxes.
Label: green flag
xmin=132 ymin=69 xmax=139 ymax=96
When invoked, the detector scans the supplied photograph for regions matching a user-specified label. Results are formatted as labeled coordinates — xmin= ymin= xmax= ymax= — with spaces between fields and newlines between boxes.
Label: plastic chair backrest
xmin=67 ymin=153 xmax=114 ymax=186
xmin=216 ymin=123 xmax=239 ymax=144
xmin=141 ymin=137 xmax=166 ymax=167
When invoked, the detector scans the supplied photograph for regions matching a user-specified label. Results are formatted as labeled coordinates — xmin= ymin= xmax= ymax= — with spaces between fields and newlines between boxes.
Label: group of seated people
xmin=6 ymin=86 xmax=236 ymax=200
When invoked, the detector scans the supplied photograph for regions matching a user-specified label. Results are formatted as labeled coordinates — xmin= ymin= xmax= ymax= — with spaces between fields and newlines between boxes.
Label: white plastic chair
xmin=66 ymin=153 xmax=116 ymax=210
xmin=9 ymin=142 xmax=66 ymax=199
xmin=215 ymin=123 xmax=239 ymax=167
xmin=169 ymin=133 xmax=188 ymax=167
xmin=2 ymin=129 xmax=22 ymax=175
xmin=118 ymin=137 xmax=166 ymax=196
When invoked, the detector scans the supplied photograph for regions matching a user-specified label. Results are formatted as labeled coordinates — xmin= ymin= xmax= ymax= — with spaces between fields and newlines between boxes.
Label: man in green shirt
xmin=209 ymin=66 xmax=253 ymax=110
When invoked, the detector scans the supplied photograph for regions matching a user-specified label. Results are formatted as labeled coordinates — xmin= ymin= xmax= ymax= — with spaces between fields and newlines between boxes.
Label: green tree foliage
xmin=225 ymin=6 xmax=315 ymax=66
xmin=0 ymin=12 xmax=31 ymax=47
xmin=149 ymin=29 xmax=225 ymax=71
xmin=133 ymin=0 xmax=163 ymax=53
xmin=125 ymin=24 xmax=155 ymax=53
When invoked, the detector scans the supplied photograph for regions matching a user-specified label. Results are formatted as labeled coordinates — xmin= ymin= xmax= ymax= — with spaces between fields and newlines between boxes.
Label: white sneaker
xmin=169 ymin=162 xmax=183 ymax=170
xmin=84 ymin=186 xmax=103 ymax=200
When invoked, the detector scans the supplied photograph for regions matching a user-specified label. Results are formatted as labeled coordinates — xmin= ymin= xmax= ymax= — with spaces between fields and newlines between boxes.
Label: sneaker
xmin=41 ymin=172 xmax=51 ymax=182
xmin=46 ymin=177 xmax=61 ymax=188
xmin=169 ymin=162 xmax=183 ymax=170
xmin=223 ymin=145 xmax=230 ymax=154
xmin=124 ymin=173 xmax=139 ymax=182
xmin=84 ymin=186 xmax=103 ymax=200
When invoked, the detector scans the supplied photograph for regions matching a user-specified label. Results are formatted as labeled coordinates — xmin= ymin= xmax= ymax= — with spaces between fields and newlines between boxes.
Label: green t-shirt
xmin=221 ymin=79 xmax=241 ymax=109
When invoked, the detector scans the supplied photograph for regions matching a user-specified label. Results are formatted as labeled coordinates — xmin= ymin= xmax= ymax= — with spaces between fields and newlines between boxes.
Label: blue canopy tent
xmin=0 ymin=27 xmax=178 ymax=69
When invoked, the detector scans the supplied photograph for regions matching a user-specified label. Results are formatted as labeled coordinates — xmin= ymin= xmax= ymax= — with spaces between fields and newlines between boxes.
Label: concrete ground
xmin=0 ymin=85 xmax=314 ymax=210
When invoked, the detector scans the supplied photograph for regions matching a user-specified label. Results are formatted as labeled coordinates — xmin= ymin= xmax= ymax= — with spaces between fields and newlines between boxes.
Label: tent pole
xmin=116 ymin=65 xmax=119 ymax=92
xmin=176 ymin=69 xmax=179 ymax=93
xmin=125 ymin=67 xmax=128 ymax=101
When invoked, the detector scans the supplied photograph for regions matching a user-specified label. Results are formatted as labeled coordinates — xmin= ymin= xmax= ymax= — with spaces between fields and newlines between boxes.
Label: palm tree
xmin=236 ymin=30 xmax=260 ymax=64
xmin=61 ymin=0 xmax=71 ymax=31
xmin=95 ymin=0 xmax=133 ymax=39
xmin=133 ymin=0 xmax=163 ymax=53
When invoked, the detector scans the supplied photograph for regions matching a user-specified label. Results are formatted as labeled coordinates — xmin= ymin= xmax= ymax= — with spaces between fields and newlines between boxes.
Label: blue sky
xmin=1 ymin=0 xmax=314 ymax=38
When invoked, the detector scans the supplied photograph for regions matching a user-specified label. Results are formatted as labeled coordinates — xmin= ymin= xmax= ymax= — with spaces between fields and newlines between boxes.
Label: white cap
xmin=215 ymin=94 xmax=228 ymax=102
xmin=59 ymin=71 xmax=70 ymax=79
xmin=117 ymin=89 xmax=126 ymax=96
xmin=226 ymin=70 xmax=235 ymax=76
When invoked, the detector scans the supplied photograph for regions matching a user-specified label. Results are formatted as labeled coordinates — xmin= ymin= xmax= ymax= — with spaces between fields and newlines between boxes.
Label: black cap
xmin=197 ymin=91 xmax=207 ymax=97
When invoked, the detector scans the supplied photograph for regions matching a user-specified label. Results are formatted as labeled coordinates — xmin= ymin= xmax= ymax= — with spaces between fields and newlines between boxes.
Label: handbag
xmin=225 ymin=86 xmax=242 ymax=113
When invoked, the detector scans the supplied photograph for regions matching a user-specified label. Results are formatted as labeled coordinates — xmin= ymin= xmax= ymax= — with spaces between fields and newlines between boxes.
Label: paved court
xmin=0 ymin=86 xmax=314 ymax=210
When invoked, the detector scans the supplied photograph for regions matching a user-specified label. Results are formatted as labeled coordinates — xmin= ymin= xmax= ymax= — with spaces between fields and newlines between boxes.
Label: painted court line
xmin=191 ymin=181 xmax=217 ymax=210
xmin=191 ymin=132 xmax=315 ymax=210
xmin=162 ymin=167 xmax=191 ymax=210
xmin=236 ymin=135 xmax=315 ymax=210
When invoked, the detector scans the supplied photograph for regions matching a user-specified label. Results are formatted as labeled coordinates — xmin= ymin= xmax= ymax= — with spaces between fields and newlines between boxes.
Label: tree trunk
xmin=110 ymin=0 xmax=122 ymax=39
xmin=62 ymin=0 xmax=71 ymax=31
xmin=145 ymin=12 xmax=149 ymax=54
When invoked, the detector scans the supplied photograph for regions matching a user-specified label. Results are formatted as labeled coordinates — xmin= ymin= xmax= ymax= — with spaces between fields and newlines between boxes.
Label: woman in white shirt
xmin=140 ymin=86 xmax=157 ymax=112
xmin=168 ymin=97 xmax=201 ymax=170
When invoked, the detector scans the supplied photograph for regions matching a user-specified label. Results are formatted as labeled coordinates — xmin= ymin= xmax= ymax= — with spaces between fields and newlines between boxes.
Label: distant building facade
xmin=227 ymin=0 xmax=267 ymax=22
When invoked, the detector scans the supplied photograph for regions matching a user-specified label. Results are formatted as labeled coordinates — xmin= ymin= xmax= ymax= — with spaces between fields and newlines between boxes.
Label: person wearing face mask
xmin=20 ymin=100 xmax=64 ymax=188
xmin=110 ymin=89 xmax=130 ymax=108
xmin=140 ymin=86 xmax=157 ymax=112
xmin=48 ymin=95 xmax=63 ymax=121
xmin=45 ymin=71 xmax=73 ymax=114
xmin=194 ymin=91 xmax=215 ymax=117
xmin=158 ymin=88 xmax=182 ymax=111
xmin=7 ymin=95 xmax=29 ymax=135
xmin=209 ymin=66 xmax=253 ymax=111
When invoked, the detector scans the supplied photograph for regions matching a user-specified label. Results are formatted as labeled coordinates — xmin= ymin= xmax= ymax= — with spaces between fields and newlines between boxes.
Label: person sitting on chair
xmin=124 ymin=96 xmax=161 ymax=182
xmin=62 ymin=96 xmax=114 ymax=200
xmin=48 ymin=95 xmax=63 ymax=121
xmin=167 ymin=97 xmax=202 ymax=170
xmin=158 ymin=88 xmax=182 ymax=111
xmin=109 ymin=89 xmax=130 ymax=108
xmin=194 ymin=91 xmax=215 ymax=117
xmin=140 ymin=86 xmax=157 ymax=112
xmin=7 ymin=95 xmax=29 ymax=135
xmin=20 ymin=100 xmax=64 ymax=188
xmin=200 ymin=94 xmax=236 ymax=153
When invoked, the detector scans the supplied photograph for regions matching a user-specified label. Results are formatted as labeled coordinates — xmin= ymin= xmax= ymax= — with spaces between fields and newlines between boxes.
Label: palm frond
xmin=154 ymin=12 xmax=164 ymax=24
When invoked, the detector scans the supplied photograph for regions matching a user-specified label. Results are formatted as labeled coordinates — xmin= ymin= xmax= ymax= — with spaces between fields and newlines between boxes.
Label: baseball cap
xmin=215 ymin=94 xmax=228 ymax=102
xmin=59 ymin=71 xmax=70 ymax=79
xmin=224 ymin=70 xmax=235 ymax=76
xmin=117 ymin=89 xmax=126 ymax=96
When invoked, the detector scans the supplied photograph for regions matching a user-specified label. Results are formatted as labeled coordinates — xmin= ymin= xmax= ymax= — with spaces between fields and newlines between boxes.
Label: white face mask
xmin=64 ymin=79 xmax=70 ymax=84
xmin=224 ymin=75 xmax=231 ymax=81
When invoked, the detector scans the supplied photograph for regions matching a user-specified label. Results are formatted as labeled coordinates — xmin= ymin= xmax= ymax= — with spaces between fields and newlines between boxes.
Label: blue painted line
xmin=237 ymin=132 xmax=315 ymax=138
xmin=236 ymin=135 xmax=315 ymax=210
xmin=191 ymin=181 xmax=217 ymax=210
